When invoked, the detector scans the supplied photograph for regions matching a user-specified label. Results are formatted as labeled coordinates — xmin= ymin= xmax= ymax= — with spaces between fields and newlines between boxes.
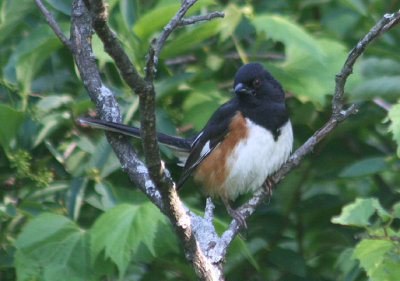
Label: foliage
xmin=1 ymin=0 xmax=400 ymax=280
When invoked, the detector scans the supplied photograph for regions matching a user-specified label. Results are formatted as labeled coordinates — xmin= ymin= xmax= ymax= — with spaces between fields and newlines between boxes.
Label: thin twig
xmin=179 ymin=12 xmax=225 ymax=26
xmin=33 ymin=0 xmax=74 ymax=52
xmin=85 ymin=0 xmax=148 ymax=93
xmin=356 ymin=234 xmax=400 ymax=242
xmin=219 ymin=9 xmax=400 ymax=248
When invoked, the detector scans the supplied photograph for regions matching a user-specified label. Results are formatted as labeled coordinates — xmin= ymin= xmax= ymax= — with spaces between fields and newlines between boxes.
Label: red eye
xmin=253 ymin=79 xmax=261 ymax=87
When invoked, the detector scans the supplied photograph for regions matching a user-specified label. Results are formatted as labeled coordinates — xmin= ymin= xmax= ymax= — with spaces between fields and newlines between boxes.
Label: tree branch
xmin=179 ymin=12 xmax=225 ymax=26
xmin=218 ymin=9 xmax=400 ymax=248
xmin=69 ymin=0 xmax=164 ymax=210
xmin=84 ymin=0 xmax=148 ymax=93
xmin=38 ymin=0 xmax=400 ymax=279
xmin=33 ymin=0 xmax=74 ymax=52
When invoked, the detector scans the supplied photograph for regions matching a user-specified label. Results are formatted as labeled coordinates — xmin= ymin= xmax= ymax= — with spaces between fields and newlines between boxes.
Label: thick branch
xmin=69 ymin=0 xmax=163 ymax=209
xmin=34 ymin=0 xmax=74 ymax=52
xmin=84 ymin=0 xmax=148 ymax=93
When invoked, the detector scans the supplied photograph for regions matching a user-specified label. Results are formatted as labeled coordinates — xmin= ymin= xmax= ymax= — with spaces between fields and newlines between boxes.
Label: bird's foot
xmin=222 ymin=197 xmax=247 ymax=230
xmin=263 ymin=177 xmax=275 ymax=197
xmin=227 ymin=207 xmax=247 ymax=231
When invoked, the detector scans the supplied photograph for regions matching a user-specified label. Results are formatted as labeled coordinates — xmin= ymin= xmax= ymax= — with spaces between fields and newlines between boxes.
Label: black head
xmin=233 ymin=63 xmax=285 ymax=103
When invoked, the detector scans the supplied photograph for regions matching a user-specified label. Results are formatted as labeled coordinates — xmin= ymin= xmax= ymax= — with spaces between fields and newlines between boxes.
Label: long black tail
xmin=77 ymin=117 xmax=192 ymax=153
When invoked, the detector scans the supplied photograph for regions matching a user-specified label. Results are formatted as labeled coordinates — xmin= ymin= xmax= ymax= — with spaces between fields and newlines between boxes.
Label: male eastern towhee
xmin=78 ymin=62 xmax=293 ymax=229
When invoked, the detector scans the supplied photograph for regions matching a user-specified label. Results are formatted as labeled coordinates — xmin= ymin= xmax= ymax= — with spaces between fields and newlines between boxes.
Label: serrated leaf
xmin=352 ymin=239 xmax=394 ymax=278
xmin=331 ymin=198 xmax=389 ymax=227
xmin=388 ymin=103 xmax=400 ymax=157
xmin=14 ymin=213 xmax=92 ymax=281
xmin=267 ymin=38 xmax=350 ymax=105
xmin=339 ymin=157 xmax=388 ymax=178
xmin=90 ymin=202 xmax=164 ymax=276
xmin=252 ymin=14 xmax=324 ymax=61
xmin=0 ymin=104 xmax=25 ymax=150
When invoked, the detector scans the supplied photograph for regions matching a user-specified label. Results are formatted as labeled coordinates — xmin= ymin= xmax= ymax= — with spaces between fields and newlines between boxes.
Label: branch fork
xmin=34 ymin=0 xmax=400 ymax=279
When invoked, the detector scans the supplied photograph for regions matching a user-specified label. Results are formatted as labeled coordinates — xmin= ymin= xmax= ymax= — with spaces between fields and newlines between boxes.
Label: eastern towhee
xmin=78 ymin=63 xmax=293 ymax=229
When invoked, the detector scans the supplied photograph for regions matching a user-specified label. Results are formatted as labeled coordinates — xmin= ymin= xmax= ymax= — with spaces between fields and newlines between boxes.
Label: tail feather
xmin=77 ymin=117 xmax=192 ymax=159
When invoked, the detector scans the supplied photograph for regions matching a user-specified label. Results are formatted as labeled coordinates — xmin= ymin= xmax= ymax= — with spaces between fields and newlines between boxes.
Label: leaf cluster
xmin=1 ymin=0 xmax=400 ymax=280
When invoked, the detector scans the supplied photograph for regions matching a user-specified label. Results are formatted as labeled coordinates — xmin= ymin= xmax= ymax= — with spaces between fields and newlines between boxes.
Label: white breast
xmin=221 ymin=119 xmax=293 ymax=200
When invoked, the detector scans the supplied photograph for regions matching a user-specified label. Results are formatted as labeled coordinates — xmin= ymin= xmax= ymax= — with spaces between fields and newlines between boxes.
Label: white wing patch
xmin=200 ymin=140 xmax=211 ymax=157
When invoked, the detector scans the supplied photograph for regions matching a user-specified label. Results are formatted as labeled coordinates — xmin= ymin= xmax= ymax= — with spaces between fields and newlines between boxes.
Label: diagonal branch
xmin=179 ymin=12 xmax=225 ymax=26
xmin=218 ymin=9 xmax=400 ymax=248
xmin=33 ymin=0 xmax=74 ymax=52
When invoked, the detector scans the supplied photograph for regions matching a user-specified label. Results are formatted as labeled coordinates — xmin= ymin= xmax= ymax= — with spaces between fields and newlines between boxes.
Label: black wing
xmin=177 ymin=98 xmax=239 ymax=188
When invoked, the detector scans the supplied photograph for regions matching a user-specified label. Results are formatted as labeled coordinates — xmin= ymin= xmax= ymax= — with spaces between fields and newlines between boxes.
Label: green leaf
xmin=4 ymin=24 xmax=63 ymax=92
xmin=133 ymin=0 xmax=215 ymax=41
xmin=14 ymin=213 xmax=92 ymax=281
xmin=182 ymin=81 xmax=227 ymax=130
xmin=67 ymin=177 xmax=88 ymax=220
xmin=340 ymin=0 xmax=367 ymax=16
xmin=45 ymin=0 xmax=72 ymax=15
xmin=0 ymin=0 xmax=35 ymax=44
xmin=339 ymin=157 xmax=388 ymax=178
xmin=388 ymin=102 xmax=400 ymax=157
xmin=352 ymin=239 xmax=394 ymax=279
xmin=393 ymin=202 xmax=400 ymax=218
xmin=37 ymin=95 xmax=73 ymax=111
xmin=218 ymin=5 xmax=243 ymax=42
xmin=161 ymin=20 xmax=222 ymax=58
xmin=0 ymin=104 xmax=25 ymax=150
xmin=349 ymin=76 xmax=400 ymax=100
xmin=252 ymin=14 xmax=324 ymax=61
xmin=358 ymin=57 xmax=400 ymax=78
xmin=90 ymin=202 xmax=165 ymax=276
xmin=266 ymin=38 xmax=350 ymax=104
xmin=331 ymin=198 xmax=389 ymax=227
xmin=266 ymin=248 xmax=307 ymax=277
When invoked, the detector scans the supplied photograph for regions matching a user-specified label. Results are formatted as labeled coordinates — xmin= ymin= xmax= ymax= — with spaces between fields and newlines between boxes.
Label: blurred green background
xmin=1 ymin=0 xmax=400 ymax=280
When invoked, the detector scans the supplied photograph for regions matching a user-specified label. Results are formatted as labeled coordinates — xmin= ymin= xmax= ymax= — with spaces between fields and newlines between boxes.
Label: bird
xmin=78 ymin=62 xmax=293 ymax=229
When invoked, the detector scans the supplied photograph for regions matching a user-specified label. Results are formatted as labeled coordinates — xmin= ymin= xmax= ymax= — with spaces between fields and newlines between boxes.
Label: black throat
xmin=236 ymin=95 xmax=289 ymax=141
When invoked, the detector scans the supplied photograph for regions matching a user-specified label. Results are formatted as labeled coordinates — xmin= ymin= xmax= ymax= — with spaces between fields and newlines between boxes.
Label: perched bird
xmin=78 ymin=63 xmax=293 ymax=229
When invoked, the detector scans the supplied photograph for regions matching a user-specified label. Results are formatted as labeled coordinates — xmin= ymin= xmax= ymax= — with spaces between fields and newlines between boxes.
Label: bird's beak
xmin=234 ymin=83 xmax=255 ymax=96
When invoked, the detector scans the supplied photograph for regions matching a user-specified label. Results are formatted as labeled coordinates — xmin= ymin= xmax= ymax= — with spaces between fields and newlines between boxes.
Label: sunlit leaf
xmin=90 ymin=202 xmax=165 ymax=276
xmin=252 ymin=14 xmax=324 ymax=60
xmin=331 ymin=198 xmax=389 ymax=227
xmin=352 ymin=239 xmax=395 ymax=279
xmin=388 ymin=102 xmax=400 ymax=157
